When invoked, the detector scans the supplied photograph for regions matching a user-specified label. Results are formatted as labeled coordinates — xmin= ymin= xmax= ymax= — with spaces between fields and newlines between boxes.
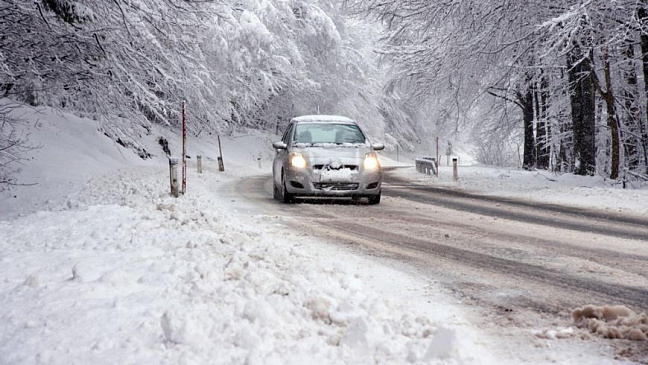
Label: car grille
xmin=313 ymin=164 xmax=358 ymax=171
xmin=313 ymin=182 xmax=359 ymax=191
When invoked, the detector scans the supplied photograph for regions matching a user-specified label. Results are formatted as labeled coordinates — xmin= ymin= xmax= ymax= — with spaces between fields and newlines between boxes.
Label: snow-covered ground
xmin=0 ymin=105 xmax=498 ymax=364
xmin=0 ymin=104 xmax=634 ymax=364
xmin=392 ymin=163 xmax=648 ymax=217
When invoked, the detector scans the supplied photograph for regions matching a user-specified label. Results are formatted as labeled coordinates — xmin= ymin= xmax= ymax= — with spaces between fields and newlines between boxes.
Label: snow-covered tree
xmin=1 ymin=0 xmax=410 ymax=164
xmin=347 ymin=0 xmax=648 ymax=180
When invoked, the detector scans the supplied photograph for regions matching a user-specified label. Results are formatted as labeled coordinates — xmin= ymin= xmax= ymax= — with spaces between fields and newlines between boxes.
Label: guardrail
xmin=415 ymin=157 xmax=438 ymax=176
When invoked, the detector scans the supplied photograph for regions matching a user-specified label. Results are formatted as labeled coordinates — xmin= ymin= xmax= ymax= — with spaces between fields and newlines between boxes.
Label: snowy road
xmin=231 ymin=169 xmax=648 ymax=358
xmin=4 ymin=106 xmax=645 ymax=364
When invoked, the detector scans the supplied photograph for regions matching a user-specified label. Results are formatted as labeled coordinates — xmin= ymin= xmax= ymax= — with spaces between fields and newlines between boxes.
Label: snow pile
xmin=572 ymin=305 xmax=648 ymax=341
xmin=534 ymin=327 xmax=575 ymax=340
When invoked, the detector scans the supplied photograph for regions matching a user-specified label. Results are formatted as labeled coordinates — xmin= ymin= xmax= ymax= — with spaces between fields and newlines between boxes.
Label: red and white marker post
xmin=181 ymin=101 xmax=187 ymax=195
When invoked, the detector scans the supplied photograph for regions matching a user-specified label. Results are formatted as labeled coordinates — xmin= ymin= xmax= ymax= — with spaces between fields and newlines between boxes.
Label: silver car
xmin=272 ymin=115 xmax=385 ymax=204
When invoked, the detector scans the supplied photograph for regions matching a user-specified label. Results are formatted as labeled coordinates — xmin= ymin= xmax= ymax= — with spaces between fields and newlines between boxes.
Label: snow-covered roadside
xmin=0 ymin=102 xmax=152 ymax=218
xmin=391 ymin=164 xmax=648 ymax=217
xmin=0 ymin=101 xmax=277 ymax=221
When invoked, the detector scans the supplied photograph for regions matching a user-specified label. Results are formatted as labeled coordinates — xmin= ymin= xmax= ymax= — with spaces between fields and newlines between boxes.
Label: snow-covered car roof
xmin=291 ymin=115 xmax=355 ymax=124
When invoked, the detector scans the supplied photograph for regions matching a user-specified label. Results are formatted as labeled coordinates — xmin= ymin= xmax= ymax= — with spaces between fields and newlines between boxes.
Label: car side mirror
xmin=372 ymin=143 xmax=385 ymax=151
xmin=273 ymin=141 xmax=287 ymax=150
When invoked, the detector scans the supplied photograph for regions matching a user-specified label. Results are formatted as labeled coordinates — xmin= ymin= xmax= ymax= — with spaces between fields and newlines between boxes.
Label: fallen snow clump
xmin=572 ymin=305 xmax=648 ymax=341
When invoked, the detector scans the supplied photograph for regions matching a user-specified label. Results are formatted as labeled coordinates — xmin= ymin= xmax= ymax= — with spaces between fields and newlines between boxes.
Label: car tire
xmin=281 ymin=170 xmax=294 ymax=204
xmin=273 ymin=180 xmax=281 ymax=201
xmin=367 ymin=192 xmax=381 ymax=205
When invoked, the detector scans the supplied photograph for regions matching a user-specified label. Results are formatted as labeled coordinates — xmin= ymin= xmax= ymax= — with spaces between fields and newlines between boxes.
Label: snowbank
xmin=391 ymin=164 xmax=648 ymax=217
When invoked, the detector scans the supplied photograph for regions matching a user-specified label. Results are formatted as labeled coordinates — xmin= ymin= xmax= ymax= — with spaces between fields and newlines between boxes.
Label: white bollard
xmin=431 ymin=157 xmax=438 ymax=177
xmin=453 ymin=158 xmax=458 ymax=181
xmin=169 ymin=157 xmax=179 ymax=197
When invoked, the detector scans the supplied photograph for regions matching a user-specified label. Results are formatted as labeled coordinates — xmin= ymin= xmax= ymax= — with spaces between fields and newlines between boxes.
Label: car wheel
xmin=281 ymin=170 xmax=294 ymax=204
xmin=367 ymin=191 xmax=381 ymax=205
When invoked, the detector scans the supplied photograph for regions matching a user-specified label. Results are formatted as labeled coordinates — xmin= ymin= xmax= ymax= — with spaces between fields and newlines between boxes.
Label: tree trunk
xmin=622 ymin=41 xmax=640 ymax=171
xmin=521 ymin=89 xmax=535 ymax=170
xmin=535 ymin=76 xmax=550 ymax=169
xmin=638 ymin=6 xmax=648 ymax=174
xmin=567 ymin=45 xmax=597 ymax=176
xmin=602 ymin=46 xmax=620 ymax=179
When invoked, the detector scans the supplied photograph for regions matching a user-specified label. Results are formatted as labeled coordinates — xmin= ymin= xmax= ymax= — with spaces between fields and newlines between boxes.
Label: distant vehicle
xmin=272 ymin=115 xmax=385 ymax=204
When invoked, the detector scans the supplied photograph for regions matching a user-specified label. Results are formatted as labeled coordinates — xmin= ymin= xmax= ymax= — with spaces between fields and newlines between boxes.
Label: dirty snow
xmin=572 ymin=305 xmax=648 ymax=342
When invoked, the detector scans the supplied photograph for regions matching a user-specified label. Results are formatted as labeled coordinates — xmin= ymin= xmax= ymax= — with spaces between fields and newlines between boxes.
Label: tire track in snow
xmin=233 ymin=174 xmax=648 ymax=313
xmin=314 ymin=218 xmax=648 ymax=311
xmin=382 ymin=180 xmax=648 ymax=241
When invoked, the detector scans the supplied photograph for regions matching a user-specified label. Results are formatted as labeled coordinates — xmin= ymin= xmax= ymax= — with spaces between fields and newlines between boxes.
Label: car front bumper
xmin=284 ymin=166 xmax=382 ymax=197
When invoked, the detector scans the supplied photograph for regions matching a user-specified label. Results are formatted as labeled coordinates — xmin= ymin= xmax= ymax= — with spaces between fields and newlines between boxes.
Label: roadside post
xmin=432 ymin=157 xmax=438 ymax=177
xmin=396 ymin=145 xmax=399 ymax=162
xmin=181 ymin=101 xmax=187 ymax=195
xmin=217 ymin=134 xmax=225 ymax=172
xmin=435 ymin=137 xmax=440 ymax=177
xmin=197 ymin=155 xmax=202 ymax=173
xmin=169 ymin=157 xmax=179 ymax=197
xmin=432 ymin=137 xmax=441 ymax=177
xmin=446 ymin=141 xmax=453 ymax=166
xmin=453 ymin=158 xmax=458 ymax=181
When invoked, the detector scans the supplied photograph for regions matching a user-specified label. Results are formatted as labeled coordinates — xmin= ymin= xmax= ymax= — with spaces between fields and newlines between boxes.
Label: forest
xmin=2 ymin=0 xmax=648 ymax=184
xmin=347 ymin=0 xmax=648 ymax=182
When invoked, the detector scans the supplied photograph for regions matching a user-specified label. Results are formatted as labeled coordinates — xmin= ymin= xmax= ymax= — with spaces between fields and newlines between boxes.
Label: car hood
xmin=294 ymin=144 xmax=371 ymax=165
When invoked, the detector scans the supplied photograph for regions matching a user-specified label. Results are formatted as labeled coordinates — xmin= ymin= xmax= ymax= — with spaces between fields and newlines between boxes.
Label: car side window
xmin=281 ymin=124 xmax=294 ymax=144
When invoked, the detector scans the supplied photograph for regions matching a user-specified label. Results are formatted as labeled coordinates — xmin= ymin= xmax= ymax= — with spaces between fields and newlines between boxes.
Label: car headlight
xmin=290 ymin=153 xmax=307 ymax=168
xmin=364 ymin=153 xmax=379 ymax=170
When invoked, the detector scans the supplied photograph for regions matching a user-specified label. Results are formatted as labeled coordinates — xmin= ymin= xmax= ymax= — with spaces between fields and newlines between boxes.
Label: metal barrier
xmin=415 ymin=157 xmax=438 ymax=176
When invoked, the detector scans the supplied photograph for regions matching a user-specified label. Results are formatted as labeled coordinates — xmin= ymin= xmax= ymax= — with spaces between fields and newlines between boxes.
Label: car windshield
xmin=293 ymin=123 xmax=366 ymax=145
